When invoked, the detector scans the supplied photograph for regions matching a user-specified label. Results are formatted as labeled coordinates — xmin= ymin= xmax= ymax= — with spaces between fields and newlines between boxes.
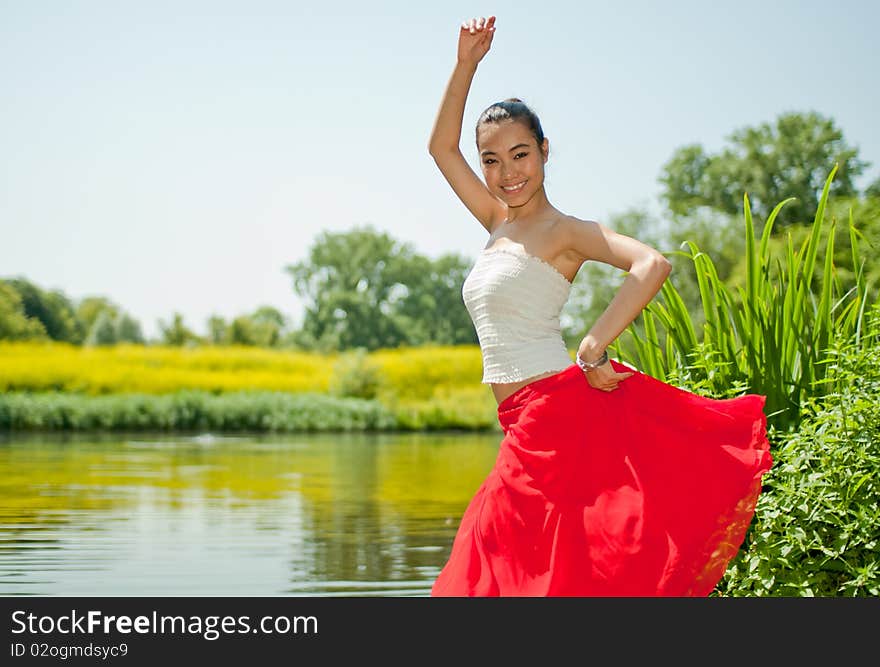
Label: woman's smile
xmin=501 ymin=180 xmax=527 ymax=194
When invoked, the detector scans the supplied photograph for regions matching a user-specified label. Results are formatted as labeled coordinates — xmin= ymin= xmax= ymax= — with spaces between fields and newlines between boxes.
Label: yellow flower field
xmin=0 ymin=342 xmax=491 ymax=399
xmin=0 ymin=342 xmax=336 ymax=394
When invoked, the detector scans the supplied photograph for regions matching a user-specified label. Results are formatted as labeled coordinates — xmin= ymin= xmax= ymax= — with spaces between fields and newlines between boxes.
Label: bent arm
xmin=566 ymin=218 xmax=672 ymax=359
xmin=581 ymin=258 xmax=672 ymax=360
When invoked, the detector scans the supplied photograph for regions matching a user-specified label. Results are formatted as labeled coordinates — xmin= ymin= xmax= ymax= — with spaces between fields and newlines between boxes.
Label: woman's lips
xmin=501 ymin=180 xmax=526 ymax=194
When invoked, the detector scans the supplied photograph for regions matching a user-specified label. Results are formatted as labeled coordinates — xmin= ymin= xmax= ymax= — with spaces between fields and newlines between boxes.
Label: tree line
xmin=3 ymin=111 xmax=878 ymax=351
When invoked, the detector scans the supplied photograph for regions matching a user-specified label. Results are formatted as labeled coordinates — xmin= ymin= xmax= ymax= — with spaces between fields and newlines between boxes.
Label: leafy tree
xmin=115 ymin=312 xmax=145 ymax=344
xmin=385 ymin=252 xmax=478 ymax=346
xmin=248 ymin=306 xmax=287 ymax=347
xmin=76 ymin=297 xmax=119 ymax=337
xmin=2 ymin=277 xmax=82 ymax=343
xmin=287 ymin=225 xmax=476 ymax=351
xmin=659 ymin=111 xmax=869 ymax=228
xmin=207 ymin=315 xmax=228 ymax=344
xmin=77 ymin=296 xmax=144 ymax=346
xmin=287 ymin=226 xmax=413 ymax=351
xmin=0 ymin=282 xmax=47 ymax=340
xmin=203 ymin=308 xmax=289 ymax=347
xmin=227 ymin=315 xmax=260 ymax=346
xmin=158 ymin=312 xmax=201 ymax=347
xmin=278 ymin=323 xmax=316 ymax=351
xmin=251 ymin=305 xmax=286 ymax=329
xmin=85 ymin=309 xmax=118 ymax=346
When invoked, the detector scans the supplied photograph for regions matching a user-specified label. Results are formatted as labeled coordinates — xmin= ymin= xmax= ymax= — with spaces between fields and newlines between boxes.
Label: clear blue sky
xmin=2 ymin=0 xmax=878 ymax=340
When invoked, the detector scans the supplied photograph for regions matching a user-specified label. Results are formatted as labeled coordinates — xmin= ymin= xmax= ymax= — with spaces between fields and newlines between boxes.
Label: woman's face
xmin=477 ymin=119 xmax=549 ymax=207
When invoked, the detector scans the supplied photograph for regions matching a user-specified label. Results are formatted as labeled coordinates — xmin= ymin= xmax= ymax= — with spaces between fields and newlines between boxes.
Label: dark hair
xmin=475 ymin=98 xmax=546 ymax=152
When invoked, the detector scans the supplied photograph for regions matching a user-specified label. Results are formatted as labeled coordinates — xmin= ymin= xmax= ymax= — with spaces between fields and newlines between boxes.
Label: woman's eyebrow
xmin=480 ymin=143 xmax=530 ymax=157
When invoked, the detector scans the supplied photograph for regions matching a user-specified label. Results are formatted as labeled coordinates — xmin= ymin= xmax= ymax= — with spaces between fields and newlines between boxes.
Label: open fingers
xmin=462 ymin=16 xmax=495 ymax=34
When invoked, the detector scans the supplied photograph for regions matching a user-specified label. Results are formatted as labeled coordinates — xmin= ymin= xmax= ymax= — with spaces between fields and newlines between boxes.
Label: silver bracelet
xmin=576 ymin=349 xmax=608 ymax=372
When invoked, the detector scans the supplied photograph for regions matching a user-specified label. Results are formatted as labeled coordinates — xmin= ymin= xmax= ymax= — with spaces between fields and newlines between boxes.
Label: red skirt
xmin=431 ymin=360 xmax=772 ymax=597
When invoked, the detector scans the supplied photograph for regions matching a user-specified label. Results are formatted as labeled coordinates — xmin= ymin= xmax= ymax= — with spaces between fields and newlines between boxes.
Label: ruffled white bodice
xmin=462 ymin=244 xmax=574 ymax=383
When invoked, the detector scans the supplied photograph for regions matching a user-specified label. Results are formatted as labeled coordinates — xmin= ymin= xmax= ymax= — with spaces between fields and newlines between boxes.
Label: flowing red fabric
xmin=431 ymin=360 xmax=773 ymax=597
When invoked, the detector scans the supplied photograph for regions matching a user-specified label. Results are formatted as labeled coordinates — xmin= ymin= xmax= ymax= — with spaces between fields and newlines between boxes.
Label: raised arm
xmin=428 ymin=16 xmax=505 ymax=234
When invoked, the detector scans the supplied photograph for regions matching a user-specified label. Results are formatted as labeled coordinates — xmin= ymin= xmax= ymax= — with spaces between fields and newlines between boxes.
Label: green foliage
xmin=115 ymin=313 xmax=145 ymax=344
xmin=83 ymin=310 xmax=144 ymax=346
xmin=328 ymin=347 xmax=386 ymax=400
xmin=207 ymin=316 xmax=228 ymax=344
xmin=725 ymin=193 xmax=880 ymax=310
xmin=391 ymin=253 xmax=482 ymax=346
xmin=389 ymin=391 xmax=499 ymax=431
xmin=0 ymin=282 xmax=47 ymax=340
xmin=662 ymin=208 xmax=744 ymax=327
xmin=286 ymin=225 xmax=478 ymax=351
xmin=0 ymin=390 xmax=397 ymax=433
xmin=1 ymin=283 xmax=147 ymax=346
xmin=85 ymin=309 xmax=118 ymax=346
xmin=717 ymin=308 xmax=880 ymax=596
xmin=227 ymin=316 xmax=261 ymax=346
xmin=1 ymin=277 xmax=82 ymax=343
xmin=0 ymin=387 xmax=503 ymax=433
xmin=203 ymin=307 xmax=288 ymax=347
xmin=247 ymin=306 xmax=286 ymax=346
xmin=157 ymin=312 xmax=202 ymax=347
xmin=76 ymin=297 xmax=119 ymax=336
xmin=659 ymin=111 xmax=868 ymax=228
xmin=618 ymin=165 xmax=876 ymax=431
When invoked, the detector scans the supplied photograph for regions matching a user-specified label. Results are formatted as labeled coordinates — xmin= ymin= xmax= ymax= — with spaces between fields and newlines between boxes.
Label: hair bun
xmin=476 ymin=98 xmax=545 ymax=148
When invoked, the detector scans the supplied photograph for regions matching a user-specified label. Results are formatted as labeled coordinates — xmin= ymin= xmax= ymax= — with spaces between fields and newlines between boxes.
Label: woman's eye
xmin=483 ymin=159 xmax=496 ymax=165
xmin=514 ymin=152 xmax=527 ymax=159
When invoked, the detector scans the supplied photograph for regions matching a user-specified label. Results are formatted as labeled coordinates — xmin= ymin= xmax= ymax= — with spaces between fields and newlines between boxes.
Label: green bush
xmin=717 ymin=303 xmax=880 ymax=596
xmin=328 ymin=347 xmax=386 ymax=400
xmin=0 ymin=390 xmax=398 ymax=433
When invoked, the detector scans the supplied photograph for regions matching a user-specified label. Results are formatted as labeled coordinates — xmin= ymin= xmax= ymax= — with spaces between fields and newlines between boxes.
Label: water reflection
xmin=0 ymin=430 xmax=500 ymax=596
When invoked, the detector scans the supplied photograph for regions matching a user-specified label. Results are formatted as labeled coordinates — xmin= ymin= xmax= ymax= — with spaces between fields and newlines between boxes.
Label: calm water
xmin=0 ymin=430 xmax=501 ymax=596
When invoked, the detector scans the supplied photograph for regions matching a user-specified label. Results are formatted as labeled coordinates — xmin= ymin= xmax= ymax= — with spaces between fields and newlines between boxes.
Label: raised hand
xmin=457 ymin=16 xmax=496 ymax=66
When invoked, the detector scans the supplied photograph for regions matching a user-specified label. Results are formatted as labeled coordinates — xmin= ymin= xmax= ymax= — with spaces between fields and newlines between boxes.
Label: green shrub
xmin=328 ymin=347 xmax=386 ymax=400
xmin=717 ymin=303 xmax=880 ymax=596
xmin=0 ymin=390 xmax=398 ymax=433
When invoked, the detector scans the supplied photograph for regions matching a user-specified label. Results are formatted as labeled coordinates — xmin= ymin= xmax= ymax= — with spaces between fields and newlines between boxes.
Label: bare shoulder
xmin=560 ymin=215 xmax=668 ymax=272
xmin=558 ymin=215 xmax=601 ymax=253
xmin=560 ymin=214 xmax=601 ymax=230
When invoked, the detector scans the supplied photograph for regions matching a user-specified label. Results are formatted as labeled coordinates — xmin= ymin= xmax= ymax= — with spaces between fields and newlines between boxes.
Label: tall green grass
xmin=617 ymin=165 xmax=875 ymax=430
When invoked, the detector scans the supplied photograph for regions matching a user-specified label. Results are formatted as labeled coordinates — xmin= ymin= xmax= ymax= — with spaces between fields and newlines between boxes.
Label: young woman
xmin=428 ymin=16 xmax=772 ymax=597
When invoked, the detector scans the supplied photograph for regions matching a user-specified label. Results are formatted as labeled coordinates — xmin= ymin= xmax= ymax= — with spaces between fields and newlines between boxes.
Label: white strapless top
xmin=462 ymin=244 xmax=574 ymax=383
